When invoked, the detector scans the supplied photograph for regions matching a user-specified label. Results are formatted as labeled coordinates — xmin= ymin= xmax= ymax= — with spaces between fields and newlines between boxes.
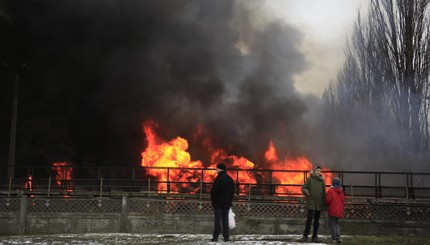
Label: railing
xmin=0 ymin=165 xmax=429 ymax=202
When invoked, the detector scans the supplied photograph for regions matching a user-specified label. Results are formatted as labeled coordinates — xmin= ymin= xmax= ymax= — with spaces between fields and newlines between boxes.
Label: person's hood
xmin=331 ymin=186 xmax=343 ymax=193
xmin=310 ymin=170 xmax=324 ymax=180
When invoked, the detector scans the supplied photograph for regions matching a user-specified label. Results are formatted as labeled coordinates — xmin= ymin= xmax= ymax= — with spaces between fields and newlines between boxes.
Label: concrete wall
xmin=0 ymin=196 xmax=429 ymax=237
xmin=126 ymin=214 xmax=430 ymax=237
xmin=26 ymin=213 xmax=120 ymax=234
xmin=0 ymin=213 xmax=17 ymax=235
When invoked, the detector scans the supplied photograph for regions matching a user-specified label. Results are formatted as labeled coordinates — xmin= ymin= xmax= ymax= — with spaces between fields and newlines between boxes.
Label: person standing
xmin=210 ymin=163 xmax=235 ymax=242
xmin=325 ymin=177 xmax=345 ymax=244
xmin=297 ymin=166 xmax=326 ymax=243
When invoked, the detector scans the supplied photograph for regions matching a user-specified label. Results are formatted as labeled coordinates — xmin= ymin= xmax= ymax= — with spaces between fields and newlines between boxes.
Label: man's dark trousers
xmin=213 ymin=207 xmax=229 ymax=241
xmin=303 ymin=209 xmax=321 ymax=238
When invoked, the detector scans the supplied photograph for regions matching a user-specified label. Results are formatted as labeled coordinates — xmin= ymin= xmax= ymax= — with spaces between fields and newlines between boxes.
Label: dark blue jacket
xmin=210 ymin=171 xmax=235 ymax=209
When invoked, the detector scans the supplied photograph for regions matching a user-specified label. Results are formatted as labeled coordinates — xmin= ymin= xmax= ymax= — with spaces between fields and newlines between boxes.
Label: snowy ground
xmin=0 ymin=233 xmax=332 ymax=245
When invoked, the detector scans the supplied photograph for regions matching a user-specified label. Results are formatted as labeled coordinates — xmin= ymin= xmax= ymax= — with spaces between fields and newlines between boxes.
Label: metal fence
xmin=1 ymin=165 xmax=430 ymax=202
xmin=1 ymin=196 xmax=430 ymax=222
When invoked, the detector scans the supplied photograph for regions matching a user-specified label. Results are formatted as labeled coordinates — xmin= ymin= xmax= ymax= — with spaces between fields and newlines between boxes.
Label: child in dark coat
xmin=325 ymin=177 xmax=345 ymax=244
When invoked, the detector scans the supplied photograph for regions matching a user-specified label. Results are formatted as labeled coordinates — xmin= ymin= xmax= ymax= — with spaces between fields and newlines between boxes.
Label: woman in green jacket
xmin=297 ymin=166 xmax=326 ymax=243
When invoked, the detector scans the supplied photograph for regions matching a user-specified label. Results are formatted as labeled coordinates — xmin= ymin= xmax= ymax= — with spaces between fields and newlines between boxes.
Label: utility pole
xmin=7 ymin=73 xmax=20 ymax=179
xmin=4 ymin=63 xmax=26 ymax=179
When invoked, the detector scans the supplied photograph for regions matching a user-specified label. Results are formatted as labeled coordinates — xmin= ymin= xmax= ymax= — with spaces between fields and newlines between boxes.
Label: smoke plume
xmin=0 ymin=0 xmax=320 ymax=170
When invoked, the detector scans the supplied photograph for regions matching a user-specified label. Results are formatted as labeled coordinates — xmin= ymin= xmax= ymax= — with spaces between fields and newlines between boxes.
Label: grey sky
xmin=261 ymin=0 xmax=370 ymax=96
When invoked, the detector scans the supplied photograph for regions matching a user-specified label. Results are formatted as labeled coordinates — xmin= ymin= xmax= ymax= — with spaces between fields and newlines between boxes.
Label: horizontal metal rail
xmin=0 ymin=165 xmax=429 ymax=202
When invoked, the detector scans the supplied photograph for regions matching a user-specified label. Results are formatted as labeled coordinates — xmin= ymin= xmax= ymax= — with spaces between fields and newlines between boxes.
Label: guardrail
xmin=0 ymin=165 xmax=429 ymax=202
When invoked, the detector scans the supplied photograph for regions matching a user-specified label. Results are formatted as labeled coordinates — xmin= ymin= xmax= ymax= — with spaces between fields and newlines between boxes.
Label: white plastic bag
xmin=228 ymin=208 xmax=236 ymax=229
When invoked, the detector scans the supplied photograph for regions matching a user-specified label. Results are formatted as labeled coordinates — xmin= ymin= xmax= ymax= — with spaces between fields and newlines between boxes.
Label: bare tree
xmin=323 ymin=0 xmax=430 ymax=171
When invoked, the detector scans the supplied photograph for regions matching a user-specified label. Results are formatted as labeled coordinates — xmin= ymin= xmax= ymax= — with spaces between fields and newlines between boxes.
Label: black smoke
xmin=0 ymin=0 xmax=312 ymax=170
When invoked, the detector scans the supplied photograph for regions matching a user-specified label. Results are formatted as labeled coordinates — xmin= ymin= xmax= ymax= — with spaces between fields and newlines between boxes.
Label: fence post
xmin=167 ymin=168 xmax=170 ymax=193
xmin=236 ymin=170 xmax=240 ymax=195
xmin=405 ymin=186 xmax=408 ymax=200
xmin=120 ymin=196 xmax=129 ymax=233
xmin=18 ymin=193 xmax=27 ymax=235
xmin=408 ymin=173 xmax=415 ymax=200
xmin=200 ymin=178 xmax=203 ymax=200
xmin=99 ymin=177 xmax=103 ymax=198
xmin=374 ymin=173 xmax=378 ymax=198
xmin=8 ymin=177 xmax=12 ymax=197
xmin=148 ymin=178 xmax=151 ymax=198
xmin=47 ymin=177 xmax=51 ymax=197
xmin=269 ymin=171 xmax=274 ymax=196
xmin=200 ymin=169 xmax=204 ymax=200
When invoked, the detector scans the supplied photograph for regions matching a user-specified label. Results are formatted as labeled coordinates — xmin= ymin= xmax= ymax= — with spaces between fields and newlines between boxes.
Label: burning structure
xmin=140 ymin=120 xmax=332 ymax=195
xmin=22 ymin=120 xmax=331 ymax=196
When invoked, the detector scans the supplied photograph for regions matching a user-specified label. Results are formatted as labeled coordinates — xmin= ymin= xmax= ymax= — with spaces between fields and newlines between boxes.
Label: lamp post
xmin=7 ymin=73 xmax=19 ymax=179
xmin=3 ymin=63 xmax=26 ymax=179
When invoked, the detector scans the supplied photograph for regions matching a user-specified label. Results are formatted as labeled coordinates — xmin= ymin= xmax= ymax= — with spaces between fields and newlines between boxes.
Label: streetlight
xmin=3 ymin=63 xmax=26 ymax=179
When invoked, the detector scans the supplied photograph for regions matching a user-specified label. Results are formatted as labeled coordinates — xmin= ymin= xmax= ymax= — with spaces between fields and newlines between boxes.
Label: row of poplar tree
xmin=322 ymin=0 xmax=430 ymax=172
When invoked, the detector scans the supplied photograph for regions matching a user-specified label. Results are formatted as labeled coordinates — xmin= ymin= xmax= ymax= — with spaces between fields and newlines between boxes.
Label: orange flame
xmin=264 ymin=140 xmax=332 ymax=195
xmin=25 ymin=175 xmax=33 ymax=191
xmin=52 ymin=162 xmax=74 ymax=193
xmin=265 ymin=141 xmax=278 ymax=162
xmin=141 ymin=121 xmax=331 ymax=196
xmin=141 ymin=121 xmax=204 ymax=193
xmin=194 ymin=124 xmax=257 ymax=191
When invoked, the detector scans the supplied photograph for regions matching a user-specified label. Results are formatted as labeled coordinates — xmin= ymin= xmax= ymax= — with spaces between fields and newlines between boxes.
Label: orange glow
xmin=193 ymin=124 xmax=256 ymax=191
xmin=141 ymin=121 xmax=204 ymax=193
xmin=264 ymin=141 xmax=278 ymax=162
xmin=141 ymin=121 xmax=331 ymax=196
xmin=264 ymin=140 xmax=333 ymax=195
xmin=229 ymin=155 xmax=256 ymax=183
xmin=25 ymin=175 xmax=33 ymax=191
xmin=52 ymin=162 xmax=74 ymax=193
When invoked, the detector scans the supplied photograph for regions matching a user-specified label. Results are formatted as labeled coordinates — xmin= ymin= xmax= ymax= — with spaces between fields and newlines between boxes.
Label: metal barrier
xmin=0 ymin=165 xmax=429 ymax=202
xmin=1 ymin=196 xmax=429 ymax=222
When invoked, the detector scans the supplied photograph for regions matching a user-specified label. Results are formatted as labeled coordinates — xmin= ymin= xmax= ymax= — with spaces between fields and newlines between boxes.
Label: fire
xmin=141 ymin=121 xmax=256 ymax=194
xmin=225 ymin=156 xmax=257 ymax=193
xmin=25 ymin=175 xmax=33 ymax=191
xmin=206 ymin=155 xmax=257 ymax=194
xmin=193 ymin=124 xmax=256 ymax=188
xmin=52 ymin=162 xmax=74 ymax=193
xmin=141 ymin=121 xmax=331 ymax=196
xmin=141 ymin=121 xmax=204 ymax=193
xmin=264 ymin=141 xmax=278 ymax=162
xmin=202 ymin=147 xmax=256 ymax=189
xmin=264 ymin=140 xmax=333 ymax=195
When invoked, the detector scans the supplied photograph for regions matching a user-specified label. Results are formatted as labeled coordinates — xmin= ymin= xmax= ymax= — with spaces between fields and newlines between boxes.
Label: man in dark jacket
xmin=297 ymin=165 xmax=326 ymax=243
xmin=210 ymin=163 xmax=235 ymax=242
